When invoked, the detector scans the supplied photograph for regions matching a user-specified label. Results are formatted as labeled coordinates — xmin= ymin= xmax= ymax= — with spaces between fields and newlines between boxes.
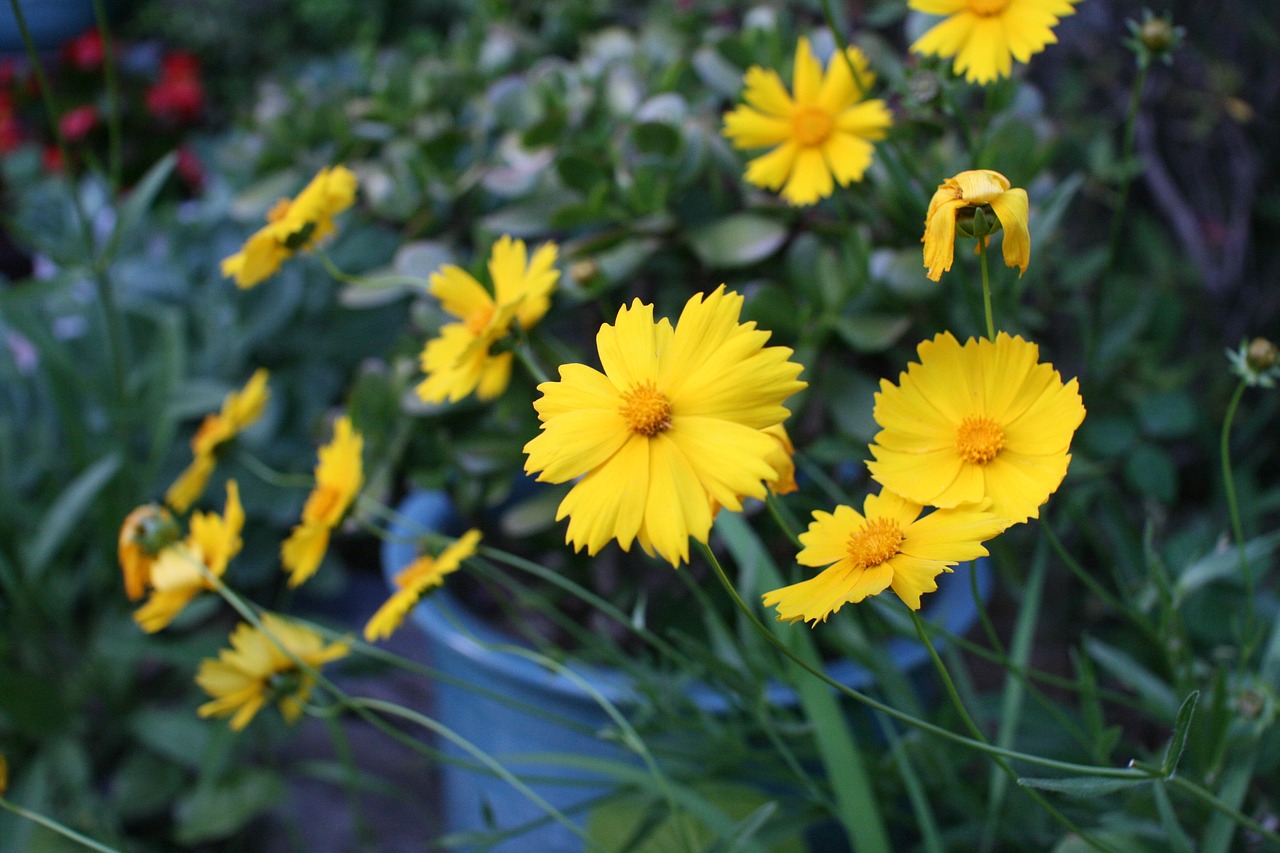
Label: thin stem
xmin=317 ymin=251 xmax=428 ymax=290
xmin=980 ymin=240 xmax=996 ymax=338
xmin=0 ymin=800 xmax=123 ymax=853
xmin=234 ymin=448 xmax=314 ymax=489
xmin=970 ymin=556 xmax=1005 ymax=655
xmin=1105 ymin=61 xmax=1149 ymax=273
xmin=91 ymin=0 xmax=121 ymax=190
xmin=320 ymin=712 xmax=378 ymax=851
xmin=764 ymin=491 xmax=802 ymax=548
xmin=1169 ymin=775 xmax=1280 ymax=848
xmin=1219 ymin=380 xmax=1256 ymax=661
xmin=515 ymin=340 xmax=551 ymax=385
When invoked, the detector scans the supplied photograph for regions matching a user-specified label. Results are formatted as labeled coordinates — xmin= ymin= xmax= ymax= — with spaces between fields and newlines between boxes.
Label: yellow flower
xmin=364 ymin=530 xmax=482 ymax=642
xmin=523 ymin=286 xmax=806 ymax=566
xmin=867 ymin=332 xmax=1084 ymax=524
xmin=135 ymin=481 xmax=244 ymax=633
xmin=118 ymin=504 xmax=180 ymax=600
xmin=282 ymin=416 xmax=364 ymax=587
xmin=922 ymin=169 xmax=1030 ymax=282
xmin=722 ymin=36 xmax=893 ymax=206
xmin=763 ymin=490 xmax=1005 ymax=623
xmin=909 ymin=0 xmax=1080 ymax=85
xmin=417 ymin=236 xmax=560 ymax=403
xmin=220 ymin=165 xmax=359 ymax=289
xmin=0 ymin=752 xmax=7 ymax=797
xmin=165 ymin=369 xmax=270 ymax=512
xmin=196 ymin=613 xmax=348 ymax=731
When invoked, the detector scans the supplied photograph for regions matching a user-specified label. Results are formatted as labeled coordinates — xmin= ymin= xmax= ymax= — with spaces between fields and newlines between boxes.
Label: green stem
xmin=1105 ymin=61 xmax=1149 ymax=273
xmin=980 ymin=240 xmax=996 ymax=338
xmin=515 ymin=340 xmax=551 ymax=385
xmin=1219 ymin=380 xmax=1256 ymax=661
xmin=1170 ymin=771 xmax=1280 ymax=849
xmin=0 ymin=800 xmax=123 ymax=853
xmin=970 ymin=554 xmax=1004 ymax=655
xmin=317 ymin=251 xmax=427 ymax=290
xmin=91 ymin=0 xmax=121 ymax=190
xmin=320 ymin=712 xmax=378 ymax=851
xmin=234 ymin=448 xmax=315 ymax=490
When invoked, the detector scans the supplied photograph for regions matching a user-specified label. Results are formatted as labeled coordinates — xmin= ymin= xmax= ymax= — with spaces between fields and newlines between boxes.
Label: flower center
xmin=619 ymin=382 xmax=672 ymax=436
xmin=847 ymin=517 xmax=904 ymax=569
xmin=465 ymin=303 xmax=496 ymax=335
xmin=955 ymin=414 xmax=1005 ymax=464
xmin=791 ymin=106 xmax=834 ymax=147
xmin=967 ymin=0 xmax=1010 ymax=16
xmin=266 ymin=198 xmax=292 ymax=223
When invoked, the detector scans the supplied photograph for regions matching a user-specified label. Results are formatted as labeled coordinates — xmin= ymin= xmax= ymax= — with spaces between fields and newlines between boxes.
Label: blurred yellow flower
xmin=165 ymin=369 xmax=270 ymax=512
xmin=196 ymin=613 xmax=348 ymax=731
xmin=364 ymin=529 xmax=481 ymax=642
xmin=908 ymin=0 xmax=1079 ymax=84
xmin=922 ymin=169 xmax=1029 ymax=282
xmin=723 ymin=36 xmax=893 ymax=206
xmin=221 ymin=165 xmax=358 ymax=289
xmin=523 ymin=286 xmax=806 ymax=566
xmin=763 ymin=490 xmax=1004 ymax=623
xmin=0 ymin=752 xmax=7 ymax=797
xmin=417 ymin=236 xmax=560 ymax=404
xmin=135 ymin=481 xmax=244 ymax=633
xmin=867 ymin=332 xmax=1084 ymax=523
xmin=118 ymin=504 xmax=179 ymax=600
xmin=282 ymin=416 xmax=364 ymax=587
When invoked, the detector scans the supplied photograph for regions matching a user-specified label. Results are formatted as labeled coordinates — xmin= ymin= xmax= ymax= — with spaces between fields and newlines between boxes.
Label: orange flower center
xmin=967 ymin=0 xmax=1010 ymax=16
xmin=791 ymin=106 xmax=834 ymax=147
xmin=394 ymin=556 xmax=440 ymax=589
xmin=266 ymin=198 xmax=293 ymax=223
xmin=620 ymin=381 xmax=672 ymax=436
xmin=465 ymin=303 xmax=496 ymax=335
xmin=955 ymin=414 xmax=1005 ymax=464
xmin=847 ymin=517 xmax=904 ymax=569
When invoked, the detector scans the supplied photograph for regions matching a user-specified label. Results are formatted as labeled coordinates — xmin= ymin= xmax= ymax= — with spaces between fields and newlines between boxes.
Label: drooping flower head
xmin=135 ymin=481 xmax=244 ymax=633
xmin=763 ymin=489 xmax=1005 ymax=623
xmin=723 ymin=36 xmax=893 ymax=206
xmin=0 ymin=752 xmax=8 ymax=797
xmin=922 ymin=169 xmax=1029 ymax=282
xmin=523 ymin=286 xmax=807 ymax=566
xmin=196 ymin=613 xmax=348 ymax=731
xmin=165 ymin=369 xmax=270 ymax=512
xmin=364 ymin=530 xmax=482 ymax=642
xmin=908 ymin=0 xmax=1080 ymax=85
xmin=417 ymin=236 xmax=560 ymax=404
xmin=221 ymin=165 xmax=358 ymax=289
xmin=867 ymin=332 xmax=1084 ymax=524
xmin=118 ymin=503 xmax=180 ymax=600
xmin=282 ymin=416 xmax=364 ymax=588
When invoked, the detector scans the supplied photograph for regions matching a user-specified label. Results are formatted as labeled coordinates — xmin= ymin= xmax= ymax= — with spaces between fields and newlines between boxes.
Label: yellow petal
xmin=557 ymin=435 xmax=650 ymax=555
xmin=722 ymin=105 xmax=793 ymax=149
xmin=781 ymin=147 xmax=834 ymax=206
xmin=792 ymin=37 xmax=823 ymax=106
xmin=743 ymin=141 xmax=799 ymax=192
xmin=988 ymin=188 xmax=1031 ymax=275
xmin=741 ymin=66 xmax=795 ymax=119
xmin=429 ymin=265 xmax=493 ymax=322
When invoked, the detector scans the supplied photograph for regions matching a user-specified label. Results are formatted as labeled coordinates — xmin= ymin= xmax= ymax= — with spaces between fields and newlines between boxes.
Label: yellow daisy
xmin=867 ymin=332 xmax=1084 ymax=523
xmin=922 ymin=169 xmax=1030 ymax=282
xmin=135 ymin=481 xmax=244 ymax=633
xmin=165 ymin=369 xmax=270 ymax=512
xmin=281 ymin=416 xmax=364 ymax=587
xmin=523 ymin=286 xmax=806 ymax=566
xmin=364 ymin=529 xmax=482 ymax=642
xmin=723 ymin=36 xmax=893 ymax=206
xmin=417 ymin=236 xmax=560 ymax=404
xmin=909 ymin=0 xmax=1080 ymax=85
xmin=221 ymin=165 xmax=359 ymax=289
xmin=763 ymin=489 xmax=1005 ymax=623
xmin=196 ymin=613 xmax=349 ymax=731
xmin=118 ymin=504 xmax=180 ymax=601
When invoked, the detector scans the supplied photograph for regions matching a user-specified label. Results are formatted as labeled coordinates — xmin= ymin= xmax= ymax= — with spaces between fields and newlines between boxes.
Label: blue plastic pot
xmin=382 ymin=489 xmax=991 ymax=852
xmin=0 ymin=1 xmax=97 ymax=52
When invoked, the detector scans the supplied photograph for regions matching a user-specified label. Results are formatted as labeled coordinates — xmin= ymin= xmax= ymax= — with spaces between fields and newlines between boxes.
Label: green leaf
xmin=1175 ymin=530 xmax=1280 ymax=598
xmin=1017 ymin=775 xmax=1150 ymax=797
xmin=131 ymin=709 xmax=212 ymax=770
xmin=1084 ymin=637 xmax=1180 ymax=719
xmin=630 ymin=121 xmax=681 ymax=157
xmin=687 ymin=214 xmax=788 ymax=268
xmin=103 ymin=151 xmax=178 ymax=260
xmin=1135 ymin=390 xmax=1197 ymax=439
xmin=830 ymin=314 xmax=912 ymax=353
xmin=175 ymin=769 xmax=285 ymax=845
xmin=1123 ymin=443 xmax=1176 ymax=503
xmin=24 ymin=453 xmax=122 ymax=580
xmin=1162 ymin=691 xmax=1199 ymax=776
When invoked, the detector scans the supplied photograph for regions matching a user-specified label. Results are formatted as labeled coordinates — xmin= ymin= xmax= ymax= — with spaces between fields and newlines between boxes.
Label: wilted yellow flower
xmin=909 ymin=0 xmax=1080 ymax=85
xmin=118 ymin=504 xmax=180 ymax=600
xmin=922 ymin=169 xmax=1029 ymax=282
xmin=723 ymin=37 xmax=893 ymax=206
xmin=221 ymin=165 xmax=358 ymax=289
xmin=282 ymin=416 xmax=364 ymax=587
xmin=867 ymin=332 xmax=1084 ymax=524
xmin=763 ymin=490 xmax=1005 ymax=623
xmin=135 ymin=481 xmax=244 ymax=633
xmin=417 ymin=236 xmax=560 ymax=404
xmin=523 ymin=286 xmax=806 ymax=566
xmin=165 ymin=369 xmax=270 ymax=512
xmin=364 ymin=530 xmax=481 ymax=642
xmin=196 ymin=613 xmax=348 ymax=731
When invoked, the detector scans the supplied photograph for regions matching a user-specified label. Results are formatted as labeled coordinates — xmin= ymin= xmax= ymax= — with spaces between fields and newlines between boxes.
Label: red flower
xmin=0 ymin=59 xmax=20 ymax=90
xmin=175 ymin=145 xmax=204 ymax=193
xmin=59 ymin=104 xmax=98 ymax=142
xmin=62 ymin=30 xmax=105 ymax=72
xmin=160 ymin=52 xmax=200 ymax=78
xmin=146 ymin=53 xmax=205 ymax=124
xmin=42 ymin=145 xmax=63 ymax=173
xmin=0 ymin=117 xmax=24 ymax=154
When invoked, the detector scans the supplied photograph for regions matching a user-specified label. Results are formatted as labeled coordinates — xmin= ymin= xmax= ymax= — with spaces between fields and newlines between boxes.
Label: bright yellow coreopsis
xmin=523 ymin=286 xmax=806 ymax=566
xmin=364 ymin=530 xmax=481 ymax=642
xmin=165 ymin=369 xmax=270 ymax=512
xmin=221 ymin=165 xmax=358 ymax=288
xmin=723 ymin=37 xmax=893 ymax=206
xmin=196 ymin=613 xmax=348 ymax=731
xmin=909 ymin=0 xmax=1080 ymax=85
xmin=922 ymin=169 xmax=1030 ymax=282
xmin=417 ymin=236 xmax=560 ymax=404
xmin=282 ymin=416 xmax=364 ymax=588
xmin=763 ymin=490 xmax=1005 ymax=623
xmin=867 ymin=332 xmax=1084 ymax=524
